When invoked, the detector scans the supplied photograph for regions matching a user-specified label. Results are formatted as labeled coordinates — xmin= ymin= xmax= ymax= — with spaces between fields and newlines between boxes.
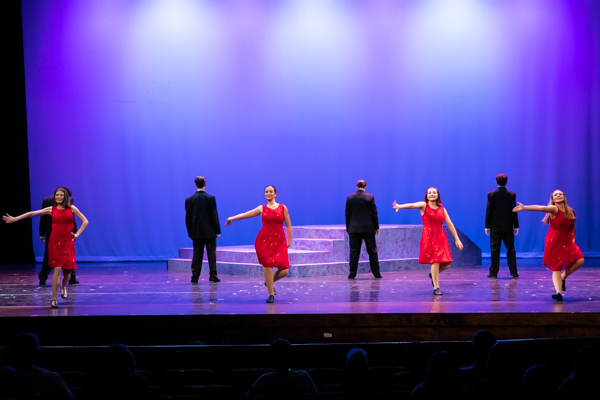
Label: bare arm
xmin=225 ymin=206 xmax=262 ymax=225
xmin=444 ymin=208 xmax=464 ymax=251
xmin=3 ymin=207 xmax=52 ymax=223
xmin=283 ymin=205 xmax=292 ymax=248
xmin=392 ymin=201 xmax=426 ymax=212
xmin=513 ymin=202 xmax=558 ymax=214
xmin=70 ymin=206 xmax=89 ymax=239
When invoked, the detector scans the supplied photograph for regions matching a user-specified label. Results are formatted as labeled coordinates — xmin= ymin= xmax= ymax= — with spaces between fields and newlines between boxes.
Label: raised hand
xmin=3 ymin=214 xmax=15 ymax=224
xmin=392 ymin=200 xmax=400 ymax=212
xmin=512 ymin=202 xmax=524 ymax=212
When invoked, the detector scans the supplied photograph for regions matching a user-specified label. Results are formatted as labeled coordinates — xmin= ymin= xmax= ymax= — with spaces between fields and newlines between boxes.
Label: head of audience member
xmin=356 ymin=180 xmax=367 ymax=190
xmin=53 ymin=187 xmax=72 ymax=208
xmin=98 ymin=344 xmax=137 ymax=378
xmin=573 ymin=345 xmax=600 ymax=383
xmin=11 ymin=333 xmax=40 ymax=369
xmin=472 ymin=330 xmax=496 ymax=365
xmin=424 ymin=351 xmax=461 ymax=388
xmin=195 ymin=176 xmax=206 ymax=189
xmin=346 ymin=348 xmax=368 ymax=376
xmin=523 ymin=364 xmax=556 ymax=400
xmin=485 ymin=341 xmax=523 ymax=385
xmin=496 ymin=174 xmax=508 ymax=186
xmin=423 ymin=187 xmax=442 ymax=206
xmin=269 ymin=339 xmax=294 ymax=371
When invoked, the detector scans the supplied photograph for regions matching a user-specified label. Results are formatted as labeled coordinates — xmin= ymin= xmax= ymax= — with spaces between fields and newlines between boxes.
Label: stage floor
xmin=2 ymin=259 xmax=600 ymax=345
xmin=1 ymin=258 xmax=600 ymax=316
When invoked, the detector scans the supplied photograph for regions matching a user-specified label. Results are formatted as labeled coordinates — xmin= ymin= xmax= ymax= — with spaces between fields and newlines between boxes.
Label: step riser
xmin=169 ymin=224 xmax=482 ymax=276
xmin=167 ymin=258 xmax=425 ymax=277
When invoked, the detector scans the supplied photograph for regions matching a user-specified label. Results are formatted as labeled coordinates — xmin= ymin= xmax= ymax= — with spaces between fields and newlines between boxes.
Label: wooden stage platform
xmin=1 ymin=259 xmax=600 ymax=346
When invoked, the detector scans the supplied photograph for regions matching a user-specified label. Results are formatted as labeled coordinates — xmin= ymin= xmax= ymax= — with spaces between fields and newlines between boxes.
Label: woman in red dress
xmin=513 ymin=190 xmax=584 ymax=301
xmin=3 ymin=187 xmax=89 ymax=308
xmin=393 ymin=187 xmax=463 ymax=295
xmin=225 ymin=185 xmax=292 ymax=303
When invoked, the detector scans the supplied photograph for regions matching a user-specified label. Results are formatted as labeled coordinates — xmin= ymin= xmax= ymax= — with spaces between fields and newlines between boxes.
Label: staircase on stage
xmin=167 ymin=224 xmax=482 ymax=277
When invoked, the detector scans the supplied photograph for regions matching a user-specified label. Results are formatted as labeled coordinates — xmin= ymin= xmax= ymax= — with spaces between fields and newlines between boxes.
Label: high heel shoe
xmin=60 ymin=286 xmax=67 ymax=299
xmin=50 ymin=299 xmax=58 ymax=308
xmin=562 ymin=278 xmax=566 ymax=292
xmin=266 ymin=295 xmax=275 ymax=303
xmin=264 ymin=282 xmax=276 ymax=295
xmin=552 ymin=293 xmax=563 ymax=301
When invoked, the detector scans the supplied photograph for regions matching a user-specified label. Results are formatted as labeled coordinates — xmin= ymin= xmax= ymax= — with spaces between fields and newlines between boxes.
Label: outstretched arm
xmin=513 ymin=202 xmax=558 ymax=214
xmin=392 ymin=201 xmax=426 ymax=212
xmin=70 ymin=206 xmax=89 ymax=239
xmin=3 ymin=207 xmax=52 ymax=224
xmin=225 ymin=206 xmax=262 ymax=225
xmin=444 ymin=208 xmax=464 ymax=251
xmin=283 ymin=205 xmax=292 ymax=248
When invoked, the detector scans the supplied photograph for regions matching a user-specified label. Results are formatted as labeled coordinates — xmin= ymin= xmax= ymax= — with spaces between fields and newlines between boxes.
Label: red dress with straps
xmin=254 ymin=204 xmax=290 ymax=269
xmin=542 ymin=209 xmax=583 ymax=271
xmin=419 ymin=204 xmax=452 ymax=264
xmin=48 ymin=206 xmax=77 ymax=270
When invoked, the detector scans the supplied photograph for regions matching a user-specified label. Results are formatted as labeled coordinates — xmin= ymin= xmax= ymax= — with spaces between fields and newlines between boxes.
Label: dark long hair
xmin=423 ymin=187 xmax=442 ymax=206
xmin=53 ymin=187 xmax=72 ymax=208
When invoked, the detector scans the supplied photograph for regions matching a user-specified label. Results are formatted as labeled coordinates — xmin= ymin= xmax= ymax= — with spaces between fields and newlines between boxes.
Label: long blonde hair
xmin=542 ymin=190 xmax=575 ymax=224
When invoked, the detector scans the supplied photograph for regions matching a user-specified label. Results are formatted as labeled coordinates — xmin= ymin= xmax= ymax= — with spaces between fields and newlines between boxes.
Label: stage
xmin=1 ymin=258 xmax=600 ymax=346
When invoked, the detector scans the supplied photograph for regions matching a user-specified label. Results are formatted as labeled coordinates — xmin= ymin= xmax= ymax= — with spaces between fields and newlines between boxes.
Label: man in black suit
xmin=485 ymin=173 xmax=519 ymax=278
xmin=345 ymin=180 xmax=381 ymax=279
xmin=185 ymin=176 xmax=221 ymax=283
xmin=39 ymin=187 xmax=78 ymax=286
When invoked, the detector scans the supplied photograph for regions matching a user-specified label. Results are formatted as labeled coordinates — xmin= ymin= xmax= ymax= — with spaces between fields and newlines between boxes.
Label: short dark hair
xmin=496 ymin=174 xmax=508 ymax=186
xmin=265 ymin=185 xmax=277 ymax=194
xmin=269 ymin=338 xmax=293 ymax=370
xmin=12 ymin=332 xmax=39 ymax=367
xmin=195 ymin=176 xmax=206 ymax=188
xmin=356 ymin=180 xmax=367 ymax=189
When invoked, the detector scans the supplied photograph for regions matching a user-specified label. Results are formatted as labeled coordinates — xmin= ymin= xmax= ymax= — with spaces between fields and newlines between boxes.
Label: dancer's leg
xmin=439 ymin=262 xmax=451 ymax=273
xmin=430 ymin=263 xmax=440 ymax=288
xmin=552 ymin=270 xmax=563 ymax=294
xmin=273 ymin=268 xmax=288 ymax=283
xmin=62 ymin=270 xmax=72 ymax=288
xmin=51 ymin=267 xmax=61 ymax=300
xmin=562 ymin=258 xmax=584 ymax=280
xmin=263 ymin=267 xmax=275 ymax=296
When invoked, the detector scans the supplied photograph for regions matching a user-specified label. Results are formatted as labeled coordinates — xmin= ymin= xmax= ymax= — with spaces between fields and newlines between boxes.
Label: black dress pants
xmin=191 ymin=238 xmax=218 ymax=279
xmin=349 ymin=233 xmax=380 ymax=276
xmin=489 ymin=231 xmax=518 ymax=276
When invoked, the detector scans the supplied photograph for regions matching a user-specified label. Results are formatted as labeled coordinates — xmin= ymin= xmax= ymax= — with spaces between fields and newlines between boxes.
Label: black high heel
xmin=552 ymin=293 xmax=563 ymax=301
xmin=266 ymin=295 xmax=275 ymax=303
xmin=50 ymin=300 xmax=58 ymax=309
xmin=562 ymin=278 xmax=566 ymax=292
xmin=60 ymin=286 xmax=67 ymax=299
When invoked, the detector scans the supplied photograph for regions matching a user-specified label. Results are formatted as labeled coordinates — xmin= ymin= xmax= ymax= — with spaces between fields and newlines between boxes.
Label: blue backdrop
xmin=21 ymin=0 xmax=600 ymax=261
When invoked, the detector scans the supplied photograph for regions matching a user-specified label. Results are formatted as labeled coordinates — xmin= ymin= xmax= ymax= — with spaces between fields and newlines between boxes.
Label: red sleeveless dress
xmin=542 ymin=209 xmax=583 ymax=271
xmin=254 ymin=204 xmax=290 ymax=269
xmin=48 ymin=206 xmax=77 ymax=270
xmin=419 ymin=204 xmax=452 ymax=264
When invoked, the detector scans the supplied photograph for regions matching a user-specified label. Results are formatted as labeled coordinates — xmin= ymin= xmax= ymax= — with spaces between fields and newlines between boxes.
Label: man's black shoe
xmin=209 ymin=277 xmax=221 ymax=283
xmin=511 ymin=274 xmax=519 ymax=279
xmin=69 ymin=279 xmax=79 ymax=285
xmin=487 ymin=275 xmax=497 ymax=278
xmin=373 ymin=274 xmax=382 ymax=279
xmin=39 ymin=279 xmax=46 ymax=286
xmin=348 ymin=273 xmax=357 ymax=279
xmin=191 ymin=277 xmax=199 ymax=283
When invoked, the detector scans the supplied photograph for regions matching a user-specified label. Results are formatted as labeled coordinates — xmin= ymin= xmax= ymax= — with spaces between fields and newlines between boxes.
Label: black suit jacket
xmin=185 ymin=190 xmax=221 ymax=239
xmin=485 ymin=187 xmax=519 ymax=233
xmin=39 ymin=195 xmax=77 ymax=238
xmin=345 ymin=190 xmax=379 ymax=234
